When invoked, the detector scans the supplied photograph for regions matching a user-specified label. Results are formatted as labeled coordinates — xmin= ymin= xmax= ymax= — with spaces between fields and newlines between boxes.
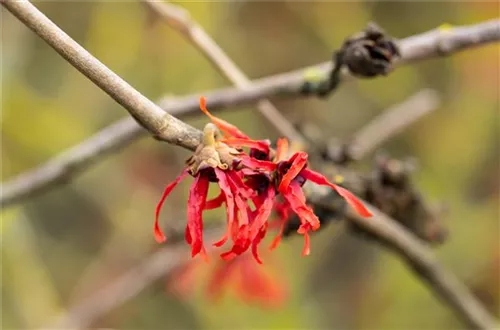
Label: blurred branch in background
xmin=347 ymin=89 xmax=440 ymax=161
xmin=159 ymin=18 xmax=500 ymax=108
xmin=320 ymin=198 xmax=498 ymax=330
xmin=0 ymin=87 xmax=436 ymax=208
xmin=50 ymin=87 xmax=446 ymax=328
xmin=0 ymin=118 xmax=141 ymax=207
xmin=142 ymin=0 xmax=305 ymax=144
xmin=50 ymin=200 xmax=497 ymax=330
xmin=306 ymin=89 xmax=441 ymax=163
xmin=35 ymin=91 xmax=492 ymax=330
xmin=349 ymin=202 xmax=497 ymax=329
xmin=0 ymin=0 xmax=203 ymax=150
xmin=1 ymin=13 xmax=499 ymax=208
xmin=50 ymin=226 xmax=225 ymax=329
xmin=1 ymin=1 xmax=498 ymax=328
xmin=0 ymin=87 xmax=439 ymax=208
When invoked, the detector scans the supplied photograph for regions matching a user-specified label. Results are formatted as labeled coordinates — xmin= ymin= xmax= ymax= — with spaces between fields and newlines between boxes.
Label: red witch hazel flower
xmin=154 ymin=121 xmax=246 ymax=259
xmin=167 ymin=252 xmax=287 ymax=308
xmin=267 ymin=138 xmax=373 ymax=256
xmin=154 ymin=96 xmax=372 ymax=262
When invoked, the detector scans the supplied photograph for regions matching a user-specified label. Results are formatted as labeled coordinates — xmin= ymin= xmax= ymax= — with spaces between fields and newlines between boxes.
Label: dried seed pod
xmin=341 ymin=22 xmax=400 ymax=77
xmin=310 ymin=22 xmax=400 ymax=97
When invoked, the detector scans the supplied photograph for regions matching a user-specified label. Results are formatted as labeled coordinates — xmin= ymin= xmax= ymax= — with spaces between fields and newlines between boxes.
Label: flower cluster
xmin=154 ymin=97 xmax=372 ymax=263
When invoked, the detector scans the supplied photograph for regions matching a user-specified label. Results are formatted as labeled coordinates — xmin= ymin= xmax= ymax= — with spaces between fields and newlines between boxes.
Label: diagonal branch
xmin=0 ymin=88 xmax=438 ymax=208
xmin=142 ymin=0 xmax=305 ymax=143
xmin=348 ymin=88 xmax=441 ymax=160
xmin=344 ymin=204 xmax=498 ymax=329
xmin=2 ymin=19 xmax=498 ymax=208
xmin=0 ymin=117 xmax=143 ymax=207
xmin=156 ymin=19 xmax=499 ymax=108
xmin=50 ymin=226 xmax=225 ymax=329
xmin=1 ymin=0 xmax=202 ymax=150
xmin=49 ymin=201 xmax=498 ymax=330
xmin=343 ymin=202 xmax=498 ymax=329
xmin=312 ymin=89 xmax=441 ymax=163
xmin=3 ymin=2 xmax=498 ymax=329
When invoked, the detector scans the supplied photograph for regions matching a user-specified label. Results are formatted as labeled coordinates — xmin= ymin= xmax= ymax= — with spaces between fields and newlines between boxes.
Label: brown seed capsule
xmin=310 ymin=22 xmax=400 ymax=97
xmin=341 ymin=22 xmax=400 ymax=77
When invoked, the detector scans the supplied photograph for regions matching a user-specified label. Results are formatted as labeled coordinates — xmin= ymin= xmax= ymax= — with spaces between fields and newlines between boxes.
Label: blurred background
xmin=1 ymin=1 xmax=499 ymax=329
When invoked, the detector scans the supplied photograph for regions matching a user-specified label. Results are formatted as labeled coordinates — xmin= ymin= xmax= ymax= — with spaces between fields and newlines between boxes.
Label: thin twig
xmin=398 ymin=20 xmax=500 ymax=62
xmin=3 ymin=2 xmax=498 ymax=328
xmin=0 ymin=118 xmax=143 ymax=207
xmin=49 ymin=202 xmax=498 ymax=330
xmin=0 ymin=88 xmax=438 ymax=208
xmin=317 ymin=89 xmax=441 ymax=163
xmin=0 ymin=0 xmax=202 ymax=150
xmin=159 ymin=18 xmax=500 ymax=106
xmin=348 ymin=88 xmax=441 ymax=160
xmin=306 ymin=186 xmax=498 ymax=329
xmin=344 ymin=204 xmax=497 ymax=329
xmin=142 ymin=0 xmax=305 ymax=144
xmin=50 ymin=226 xmax=225 ymax=329
xmin=1 ymin=18 xmax=498 ymax=208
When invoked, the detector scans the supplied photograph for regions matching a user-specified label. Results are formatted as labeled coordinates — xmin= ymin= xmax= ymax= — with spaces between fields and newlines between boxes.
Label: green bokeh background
xmin=1 ymin=1 xmax=499 ymax=329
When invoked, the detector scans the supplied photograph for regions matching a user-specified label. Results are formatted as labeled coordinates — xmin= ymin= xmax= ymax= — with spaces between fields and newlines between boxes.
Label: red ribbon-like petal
xmin=220 ymin=231 xmax=250 ymax=260
xmin=269 ymin=201 xmax=290 ymax=250
xmin=301 ymin=168 xmax=372 ymax=217
xmin=282 ymin=181 xmax=321 ymax=231
xmin=235 ymin=255 xmax=287 ymax=307
xmin=206 ymin=260 xmax=237 ymax=302
xmin=240 ymin=155 xmax=277 ymax=172
xmin=301 ymin=230 xmax=311 ymax=256
xmin=278 ymin=152 xmax=308 ymax=194
xmin=221 ymin=138 xmax=270 ymax=154
xmin=154 ymin=169 xmax=189 ymax=243
xmin=199 ymin=96 xmax=249 ymax=139
xmin=274 ymin=138 xmax=289 ymax=162
xmin=205 ymin=191 xmax=226 ymax=210
xmin=251 ymin=223 xmax=268 ymax=264
xmin=214 ymin=169 xmax=236 ymax=247
xmin=187 ymin=174 xmax=210 ymax=257
xmin=226 ymin=171 xmax=255 ymax=200
xmin=249 ymin=186 xmax=276 ymax=238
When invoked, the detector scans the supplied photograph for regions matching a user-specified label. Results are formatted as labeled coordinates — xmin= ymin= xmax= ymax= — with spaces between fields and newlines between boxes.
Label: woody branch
xmin=50 ymin=87 xmax=445 ymax=328
xmin=0 ymin=11 xmax=498 ymax=207
xmin=0 ymin=0 xmax=202 ymax=151
xmin=51 ymin=226 xmax=226 ymax=329
xmin=142 ymin=0 xmax=305 ymax=143
xmin=1 ymin=1 xmax=498 ymax=329
xmin=51 ymin=201 xmax=498 ymax=330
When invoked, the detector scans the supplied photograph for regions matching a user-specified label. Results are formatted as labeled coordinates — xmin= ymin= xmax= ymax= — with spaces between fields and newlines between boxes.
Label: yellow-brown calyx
xmin=186 ymin=123 xmax=241 ymax=175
